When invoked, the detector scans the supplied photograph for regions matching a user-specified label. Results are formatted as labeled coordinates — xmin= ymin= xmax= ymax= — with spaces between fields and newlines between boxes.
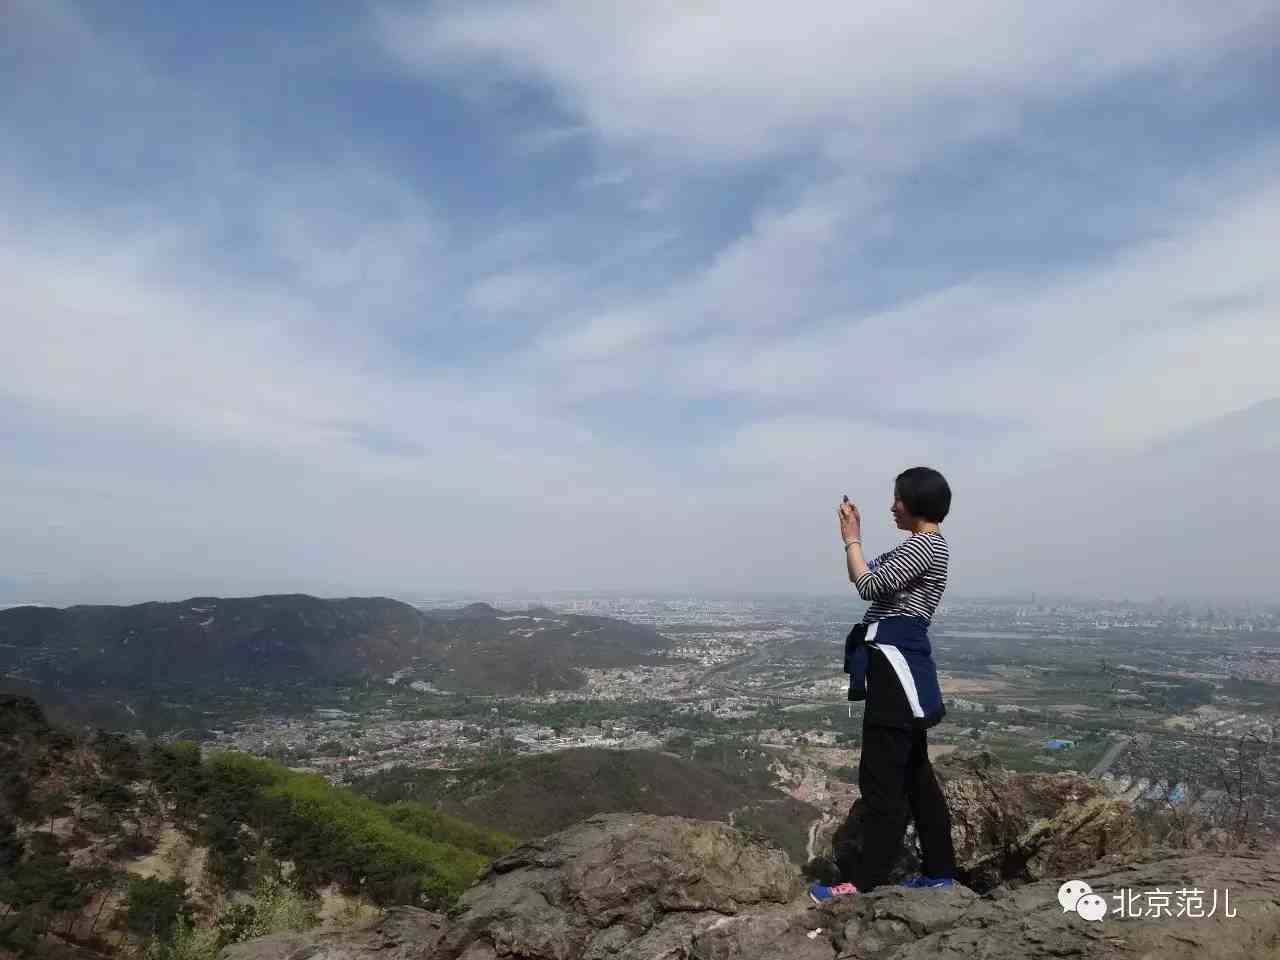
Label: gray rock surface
xmin=819 ymin=847 xmax=1280 ymax=959
xmin=219 ymin=907 xmax=446 ymax=960
xmin=435 ymin=813 xmax=801 ymax=960
xmin=223 ymin=811 xmax=1280 ymax=960
xmin=830 ymin=749 xmax=1139 ymax=891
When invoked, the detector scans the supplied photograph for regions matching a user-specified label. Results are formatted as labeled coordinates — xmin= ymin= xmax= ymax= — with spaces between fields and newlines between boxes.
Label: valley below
xmin=3 ymin=592 xmax=1279 ymax=859
xmin=3 ymin=591 xmax=1280 ymax=960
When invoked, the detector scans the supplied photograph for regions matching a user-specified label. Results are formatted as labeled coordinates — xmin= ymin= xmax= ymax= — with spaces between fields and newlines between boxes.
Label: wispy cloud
xmin=508 ymin=124 xmax=590 ymax=155
xmin=466 ymin=266 xmax=573 ymax=314
xmin=0 ymin=1 xmax=1276 ymax=600
xmin=381 ymin=1 xmax=1279 ymax=160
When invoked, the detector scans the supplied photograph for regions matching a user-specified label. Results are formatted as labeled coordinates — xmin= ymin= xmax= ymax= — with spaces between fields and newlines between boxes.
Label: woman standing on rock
xmin=810 ymin=466 xmax=958 ymax=902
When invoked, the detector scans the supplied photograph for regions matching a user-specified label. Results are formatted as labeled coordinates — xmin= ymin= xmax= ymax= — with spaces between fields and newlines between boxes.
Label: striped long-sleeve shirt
xmin=856 ymin=531 xmax=949 ymax=624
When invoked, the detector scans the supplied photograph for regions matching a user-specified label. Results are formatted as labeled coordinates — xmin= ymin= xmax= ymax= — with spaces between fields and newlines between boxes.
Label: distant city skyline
xmin=3 ymin=3 xmax=1278 ymax=602
xmin=2 ymin=583 xmax=1276 ymax=613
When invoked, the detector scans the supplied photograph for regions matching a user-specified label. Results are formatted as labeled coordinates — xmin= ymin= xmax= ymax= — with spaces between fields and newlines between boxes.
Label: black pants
xmin=853 ymin=723 xmax=957 ymax=891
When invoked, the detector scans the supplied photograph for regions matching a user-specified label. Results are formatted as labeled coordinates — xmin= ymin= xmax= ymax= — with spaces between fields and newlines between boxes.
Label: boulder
xmin=434 ymin=813 xmax=802 ymax=959
xmin=830 ymin=749 xmax=1140 ymax=890
xmin=219 ymin=907 xmax=446 ymax=960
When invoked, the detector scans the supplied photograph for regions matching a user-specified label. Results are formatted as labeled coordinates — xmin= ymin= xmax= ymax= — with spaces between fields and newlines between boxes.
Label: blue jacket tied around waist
xmin=845 ymin=616 xmax=946 ymax=730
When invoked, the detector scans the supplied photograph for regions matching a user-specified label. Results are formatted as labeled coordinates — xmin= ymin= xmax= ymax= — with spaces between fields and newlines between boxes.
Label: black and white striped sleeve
xmin=855 ymin=536 xmax=933 ymax=601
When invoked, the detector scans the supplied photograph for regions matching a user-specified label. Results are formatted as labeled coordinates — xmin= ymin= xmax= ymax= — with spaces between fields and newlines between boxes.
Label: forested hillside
xmin=352 ymin=746 xmax=820 ymax=864
xmin=0 ymin=696 xmax=513 ymax=960
xmin=0 ymin=596 xmax=672 ymax=730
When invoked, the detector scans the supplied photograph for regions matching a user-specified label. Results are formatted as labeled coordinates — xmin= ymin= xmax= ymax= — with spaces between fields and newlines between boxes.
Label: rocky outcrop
xmin=820 ymin=846 xmax=1280 ymax=959
xmin=434 ymin=813 xmax=802 ymax=959
xmin=828 ymin=749 xmax=1139 ymax=891
xmin=220 ymin=814 xmax=818 ymax=960
xmin=221 ymin=907 xmax=448 ymax=960
xmin=221 ymin=811 xmax=1280 ymax=960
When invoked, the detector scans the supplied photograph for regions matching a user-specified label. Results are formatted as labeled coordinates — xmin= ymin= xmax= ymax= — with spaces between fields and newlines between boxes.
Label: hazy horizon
xmin=4 ymin=3 xmax=1278 ymax=605
xmin=2 ymin=577 xmax=1276 ymax=612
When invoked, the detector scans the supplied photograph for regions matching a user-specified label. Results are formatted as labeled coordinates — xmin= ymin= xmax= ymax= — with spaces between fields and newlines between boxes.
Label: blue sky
xmin=3 ymin=1 xmax=1279 ymax=603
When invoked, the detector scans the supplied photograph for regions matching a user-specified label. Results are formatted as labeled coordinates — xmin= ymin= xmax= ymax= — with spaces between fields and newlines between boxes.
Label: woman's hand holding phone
xmin=839 ymin=495 xmax=862 ymax=542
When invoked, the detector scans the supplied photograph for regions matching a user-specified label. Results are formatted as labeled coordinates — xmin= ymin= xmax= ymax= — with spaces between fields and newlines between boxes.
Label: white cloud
xmin=466 ymin=266 xmax=572 ymax=314
xmin=525 ymin=188 xmax=864 ymax=377
xmin=907 ymin=175 xmax=1280 ymax=452
xmin=703 ymin=415 xmax=952 ymax=500
xmin=250 ymin=165 xmax=442 ymax=306
xmin=515 ymin=150 xmax=1280 ymax=474
xmin=381 ymin=1 xmax=1278 ymax=160
xmin=0 ymin=180 xmax=663 ymax=514
xmin=0 ymin=201 xmax=702 ymax=598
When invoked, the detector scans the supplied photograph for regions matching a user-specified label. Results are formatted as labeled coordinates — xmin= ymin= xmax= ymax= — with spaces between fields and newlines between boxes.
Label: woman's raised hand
xmin=839 ymin=498 xmax=862 ymax=542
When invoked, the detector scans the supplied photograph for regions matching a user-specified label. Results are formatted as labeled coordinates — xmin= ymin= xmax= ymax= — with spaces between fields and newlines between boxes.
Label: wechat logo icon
xmin=1059 ymin=880 xmax=1106 ymax=922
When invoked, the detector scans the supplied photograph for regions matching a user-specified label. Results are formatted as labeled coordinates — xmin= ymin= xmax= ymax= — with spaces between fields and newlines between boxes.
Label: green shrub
xmin=148 ymin=917 xmax=222 ymax=960
xmin=258 ymin=773 xmax=487 ymax=906
xmin=384 ymin=802 xmax=516 ymax=859
xmin=126 ymin=877 xmax=190 ymax=940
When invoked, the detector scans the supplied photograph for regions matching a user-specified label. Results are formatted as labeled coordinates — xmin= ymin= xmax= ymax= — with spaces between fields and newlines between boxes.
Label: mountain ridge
xmin=0 ymin=594 xmax=673 ymax=729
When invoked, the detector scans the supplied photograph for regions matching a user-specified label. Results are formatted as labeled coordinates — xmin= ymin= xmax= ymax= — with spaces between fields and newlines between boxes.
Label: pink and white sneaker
xmin=809 ymin=881 xmax=859 ymax=904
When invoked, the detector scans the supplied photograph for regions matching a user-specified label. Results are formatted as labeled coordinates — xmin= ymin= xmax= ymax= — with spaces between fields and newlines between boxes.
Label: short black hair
xmin=894 ymin=467 xmax=951 ymax=523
